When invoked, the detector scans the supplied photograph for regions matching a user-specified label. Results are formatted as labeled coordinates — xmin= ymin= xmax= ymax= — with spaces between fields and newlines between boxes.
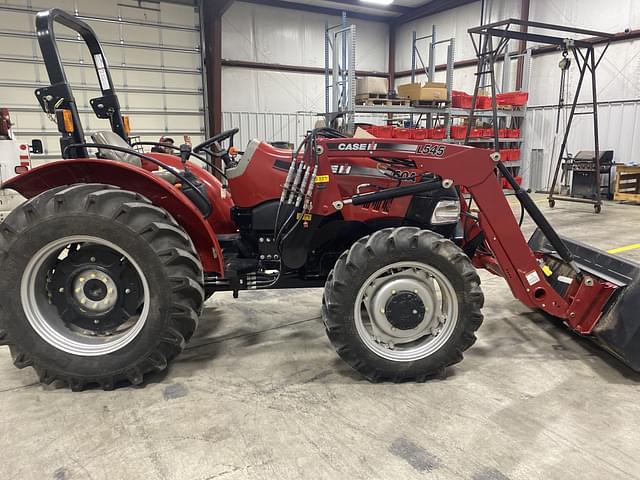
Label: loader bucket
xmin=529 ymin=228 xmax=640 ymax=371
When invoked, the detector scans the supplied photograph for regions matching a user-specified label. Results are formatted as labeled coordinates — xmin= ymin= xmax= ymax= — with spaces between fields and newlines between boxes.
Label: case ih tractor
xmin=0 ymin=10 xmax=639 ymax=391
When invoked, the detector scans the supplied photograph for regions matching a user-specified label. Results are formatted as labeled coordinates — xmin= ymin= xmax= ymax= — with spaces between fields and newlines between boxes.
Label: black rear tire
xmin=0 ymin=184 xmax=203 ymax=390
xmin=322 ymin=227 xmax=484 ymax=382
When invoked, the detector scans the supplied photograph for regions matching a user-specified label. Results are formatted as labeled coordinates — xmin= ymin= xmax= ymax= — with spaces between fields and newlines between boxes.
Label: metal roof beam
xmin=324 ymin=0 xmax=411 ymax=15
xmin=392 ymin=0 xmax=479 ymax=26
xmin=237 ymin=0 xmax=391 ymax=22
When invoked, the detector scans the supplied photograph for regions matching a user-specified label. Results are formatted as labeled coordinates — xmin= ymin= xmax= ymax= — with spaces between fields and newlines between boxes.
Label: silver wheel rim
xmin=354 ymin=261 xmax=459 ymax=362
xmin=21 ymin=236 xmax=150 ymax=356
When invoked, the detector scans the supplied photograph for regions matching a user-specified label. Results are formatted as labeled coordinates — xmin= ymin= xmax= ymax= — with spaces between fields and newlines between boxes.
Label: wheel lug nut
xmin=125 ymin=288 xmax=131 ymax=294
xmin=413 ymin=289 xmax=418 ymax=293
xmin=412 ymin=309 xmax=418 ymax=314
xmin=90 ymin=257 xmax=96 ymax=262
xmin=391 ymin=290 xmax=396 ymax=295
xmin=93 ymin=319 xmax=100 ymax=324
xmin=58 ymin=287 xmax=64 ymax=293
xmin=380 ymin=308 xmax=385 ymax=314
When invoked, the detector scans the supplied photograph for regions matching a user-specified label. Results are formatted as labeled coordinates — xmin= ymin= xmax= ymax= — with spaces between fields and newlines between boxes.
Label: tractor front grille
xmin=361 ymin=199 xmax=393 ymax=213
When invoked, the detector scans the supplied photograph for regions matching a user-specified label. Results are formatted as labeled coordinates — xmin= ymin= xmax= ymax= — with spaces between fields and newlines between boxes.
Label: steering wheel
xmin=193 ymin=128 xmax=239 ymax=154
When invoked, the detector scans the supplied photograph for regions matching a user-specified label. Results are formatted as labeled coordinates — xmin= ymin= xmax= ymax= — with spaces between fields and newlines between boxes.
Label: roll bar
xmin=34 ymin=9 xmax=127 ymax=158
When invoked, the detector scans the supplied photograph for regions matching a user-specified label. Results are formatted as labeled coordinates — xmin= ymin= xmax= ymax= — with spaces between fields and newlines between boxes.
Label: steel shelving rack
xmin=323 ymin=17 xmax=529 ymax=182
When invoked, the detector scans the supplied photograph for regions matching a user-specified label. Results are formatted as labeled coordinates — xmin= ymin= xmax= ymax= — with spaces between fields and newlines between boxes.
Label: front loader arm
xmin=319 ymin=138 xmax=616 ymax=327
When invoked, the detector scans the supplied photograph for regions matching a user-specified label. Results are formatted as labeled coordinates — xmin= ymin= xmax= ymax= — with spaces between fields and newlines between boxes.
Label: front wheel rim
xmin=21 ymin=235 xmax=151 ymax=356
xmin=354 ymin=261 xmax=459 ymax=362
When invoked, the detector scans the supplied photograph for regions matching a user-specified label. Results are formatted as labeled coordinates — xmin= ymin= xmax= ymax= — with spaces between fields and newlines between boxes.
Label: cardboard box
xmin=354 ymin=126 xmax=375 ymax=138
xmin=356 ymin=77 xmax=388 ymax=95
xmin=397 ymin=82 xmax=448 ymax=101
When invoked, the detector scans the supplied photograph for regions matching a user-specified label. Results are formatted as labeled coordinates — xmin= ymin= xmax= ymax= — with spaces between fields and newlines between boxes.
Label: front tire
xmin=0 ymin=184 xmax=204 ymax=390
xmin=322 ymin=227 xmax=483 ymax=382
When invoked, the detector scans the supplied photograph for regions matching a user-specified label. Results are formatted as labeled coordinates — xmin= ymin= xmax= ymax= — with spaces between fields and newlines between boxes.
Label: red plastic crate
xmin=450 ymin=125 xmax=467 ymax=139
xmin=452 ymin=91 xmax=472 ymax=109
xmin=500 ymin=149 xmax=521 ymax=162
xmin=502 ymin=175 xmax=522 ymax=190
xmin=411 ymin=128 xmax=428 ymax=140
xmin=508 ymin=128 xmax=521 ymax=138
xmin=469 ymin=128 xmax=483 ymax=138
xmin=369 ymin=125 xmax=394 ymax=137
xmin=476 ymin=96 xmax=492 ymax=110
xmin=431 ymin=128 xmax=446 ymax=140
xmin=393 ymin=128 xmax=412 ymax=139
xmin=498 ymin=129 xmax=509 ymax=138
xmin=482 ymin=128 xmax=494 ymax=138
xmin=496 ymin=91 xmax=529 ymax=107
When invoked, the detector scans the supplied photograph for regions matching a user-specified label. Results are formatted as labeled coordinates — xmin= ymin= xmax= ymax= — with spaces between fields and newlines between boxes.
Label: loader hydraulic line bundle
xmin=0 ymin=9 xmax=638 ymax=391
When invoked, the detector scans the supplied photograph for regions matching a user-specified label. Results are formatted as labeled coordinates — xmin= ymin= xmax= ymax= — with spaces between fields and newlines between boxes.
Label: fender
xmin=1 ymin=159 xmax=225 ymax=275
xmin=141 ymin=152 xmax=236 ymax=234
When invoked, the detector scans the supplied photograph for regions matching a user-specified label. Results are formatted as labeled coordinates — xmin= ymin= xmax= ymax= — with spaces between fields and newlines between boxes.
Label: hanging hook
xmin=559 ymin=49 xmax=571 ymax=70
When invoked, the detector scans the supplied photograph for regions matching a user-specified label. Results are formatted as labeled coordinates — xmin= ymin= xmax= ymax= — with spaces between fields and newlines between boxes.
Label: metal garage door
xmin=0 ymin=0 xmax=205 ymax=165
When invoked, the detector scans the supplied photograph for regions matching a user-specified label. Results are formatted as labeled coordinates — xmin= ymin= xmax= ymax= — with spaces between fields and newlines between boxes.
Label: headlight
xmin=430 ymin=199 xmax=461 ymax=225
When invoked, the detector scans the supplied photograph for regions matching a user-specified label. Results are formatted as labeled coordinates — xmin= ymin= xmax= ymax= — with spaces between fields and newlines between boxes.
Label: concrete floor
xmin=2 ymin=197 xmax=640 ymax=480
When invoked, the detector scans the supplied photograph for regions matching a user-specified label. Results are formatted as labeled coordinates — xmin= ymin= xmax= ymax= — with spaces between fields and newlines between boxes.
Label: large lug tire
xmin=0 ymin=184 xmax=204 ymax=391
xmin=322 ymin=227 xmax=484 ymax=382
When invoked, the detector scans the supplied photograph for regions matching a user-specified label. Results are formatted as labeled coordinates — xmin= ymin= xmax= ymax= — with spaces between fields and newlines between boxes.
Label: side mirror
xmin=30 ymin=139 xmax=43 ymax=154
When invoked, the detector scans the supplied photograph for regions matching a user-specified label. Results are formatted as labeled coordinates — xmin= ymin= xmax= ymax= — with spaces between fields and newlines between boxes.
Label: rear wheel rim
xmin=354 ymin=261 xmax=459 ymax=362
xmin=21 ymin=235 xmax=150 ymax=356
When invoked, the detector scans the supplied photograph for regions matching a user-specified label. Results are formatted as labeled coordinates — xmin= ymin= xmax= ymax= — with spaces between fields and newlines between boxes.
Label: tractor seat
xmin=91 ymin=131 xmax=142 ymax=167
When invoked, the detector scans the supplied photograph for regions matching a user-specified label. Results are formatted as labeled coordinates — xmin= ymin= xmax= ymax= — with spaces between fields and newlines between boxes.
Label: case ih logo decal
xmin=331 ymin=164 xmax=352 ymax=175
xmin=416 ymin=144 xmax=446 ymax=157
xmin=337 ymin=142 xmax=378 ymax=151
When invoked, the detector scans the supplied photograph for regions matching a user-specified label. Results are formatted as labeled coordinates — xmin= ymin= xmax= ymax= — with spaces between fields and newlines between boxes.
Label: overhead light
xmin=360 ymin=0 xmax=395 ymax=5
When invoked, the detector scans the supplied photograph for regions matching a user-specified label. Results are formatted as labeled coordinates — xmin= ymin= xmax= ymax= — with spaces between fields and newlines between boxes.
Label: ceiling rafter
xmin=323 ymin=0 xmax=411 ymax=15
xmin=236 ymin=0 xmax=392 ymax=22
xmin=392 ymin=0 xmax=479 ymax=25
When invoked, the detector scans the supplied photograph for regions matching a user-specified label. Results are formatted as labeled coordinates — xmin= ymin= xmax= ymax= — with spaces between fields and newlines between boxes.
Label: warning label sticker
xmin=93 ymin=54 xmax=110 ymax=91
xmin=525 ymin=270 xmax=541 ymax=286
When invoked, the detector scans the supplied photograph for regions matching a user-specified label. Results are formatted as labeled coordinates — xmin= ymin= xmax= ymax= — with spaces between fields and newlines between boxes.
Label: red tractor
xmin=0 ymin=10 xmax=639 ymax=391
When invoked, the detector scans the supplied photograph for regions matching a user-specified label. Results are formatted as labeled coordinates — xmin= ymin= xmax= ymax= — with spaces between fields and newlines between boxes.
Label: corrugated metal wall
xmin=222 ymin=111 xmax=388 ymax=148
xmin=522 ymin=99 xmax=640 ymax=190
xmin=222 ymin=111 xmax=317 ymax=148
xmin=0 ymin=0 xmax=205 ymax=162
xmin=221 ymin=2 xmax=390 ymax=114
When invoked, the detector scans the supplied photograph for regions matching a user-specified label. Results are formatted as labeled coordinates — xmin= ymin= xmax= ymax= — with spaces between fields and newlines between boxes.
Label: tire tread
xmin=0 ymin=183 xmax=203 ymax=390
